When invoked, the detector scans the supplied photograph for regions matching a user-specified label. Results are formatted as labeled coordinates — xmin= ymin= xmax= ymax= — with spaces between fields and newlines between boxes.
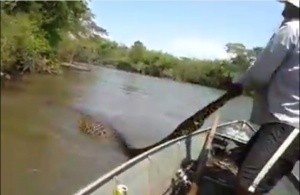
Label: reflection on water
xmin=1 ymin=66 xmax=253 ymax=195
xmin=122 ymin=72 xmax=137 ymax=92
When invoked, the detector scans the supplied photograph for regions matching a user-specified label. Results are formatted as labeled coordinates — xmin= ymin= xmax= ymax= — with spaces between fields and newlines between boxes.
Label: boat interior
xmin=167 ymin=124 xmax=299 ymax=195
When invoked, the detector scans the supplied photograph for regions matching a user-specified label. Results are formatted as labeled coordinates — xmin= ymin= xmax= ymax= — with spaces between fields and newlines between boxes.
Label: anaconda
xmin=77 ymin=91 xmax=240 ymax=158
xmin=78 ymin=116 xmax=116 ymax=138
xmin=126 ymin=91 xmax=241 ymax=157
xmin=77 ymin=113 xmax=132 ymax=156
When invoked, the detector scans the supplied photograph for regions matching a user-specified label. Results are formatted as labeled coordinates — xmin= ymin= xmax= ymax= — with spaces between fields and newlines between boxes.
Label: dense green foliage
xmin=1 ymin=0 xmax=263 ymax=91
xmin=1 ymin=0 xmax=105 ymax=74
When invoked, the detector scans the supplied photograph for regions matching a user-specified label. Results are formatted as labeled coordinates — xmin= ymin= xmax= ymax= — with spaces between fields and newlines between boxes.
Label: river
xmin=1 ymin=66 xmax=254 ymax=195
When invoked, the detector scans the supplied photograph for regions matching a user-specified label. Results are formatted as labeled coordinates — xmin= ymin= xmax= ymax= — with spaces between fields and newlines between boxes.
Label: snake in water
xmin=76 ymin=111 xmax=132 ymax=156
xmin=126 ymin=91 xmax=240 ymax=157
xmin=77 ymin=91 xmax=240 ymax=158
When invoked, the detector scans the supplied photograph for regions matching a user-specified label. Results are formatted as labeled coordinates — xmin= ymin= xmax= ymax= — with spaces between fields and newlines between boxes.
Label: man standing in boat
xmin=227 ymin=0 xmax=299 ymax=194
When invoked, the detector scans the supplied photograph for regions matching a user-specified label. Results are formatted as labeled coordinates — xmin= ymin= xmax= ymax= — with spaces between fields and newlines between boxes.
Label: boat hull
xmin=74 ymin=121 xmax=299 ymax=195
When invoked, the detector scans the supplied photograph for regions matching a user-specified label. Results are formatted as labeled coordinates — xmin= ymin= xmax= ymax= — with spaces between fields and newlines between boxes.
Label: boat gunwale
xmin=74 ymin=120 xmax=245 ymax=195
xmin=74 ymin=120 xmax=299 ymax=195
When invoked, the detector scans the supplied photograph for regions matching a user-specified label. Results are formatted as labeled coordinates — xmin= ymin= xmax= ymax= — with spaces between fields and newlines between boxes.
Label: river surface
xmin=1 ymin=66 xmax=255 ymax=195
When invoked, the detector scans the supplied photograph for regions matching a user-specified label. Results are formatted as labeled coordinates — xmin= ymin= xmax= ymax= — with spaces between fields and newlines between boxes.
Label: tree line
xmin=1 ymin=1 xmax=263 ymax=91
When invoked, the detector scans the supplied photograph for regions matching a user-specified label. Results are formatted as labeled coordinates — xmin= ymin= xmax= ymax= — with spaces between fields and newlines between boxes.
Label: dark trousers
xmin=236 ymin=122 xmax=299 ymax=194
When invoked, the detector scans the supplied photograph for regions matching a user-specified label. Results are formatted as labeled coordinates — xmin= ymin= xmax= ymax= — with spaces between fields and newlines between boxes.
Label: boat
xmin=74 ymin=120 xmax=299 ymax=195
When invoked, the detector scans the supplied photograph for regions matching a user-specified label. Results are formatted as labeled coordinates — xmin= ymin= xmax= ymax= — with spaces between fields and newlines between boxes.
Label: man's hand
xmin=227 ymin=82 xmax=244 ymax=96
xmin=222 ymin=79 xmax=243 ymax=96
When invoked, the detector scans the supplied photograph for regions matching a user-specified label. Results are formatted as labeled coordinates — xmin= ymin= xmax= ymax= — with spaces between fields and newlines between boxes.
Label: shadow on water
xmin=1 ymin=66 xmax=253 ymax=195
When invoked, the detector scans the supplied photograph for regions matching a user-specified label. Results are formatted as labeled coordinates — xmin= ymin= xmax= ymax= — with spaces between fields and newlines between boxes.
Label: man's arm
xmin=233 ymin=23 xmax=295 ymax=91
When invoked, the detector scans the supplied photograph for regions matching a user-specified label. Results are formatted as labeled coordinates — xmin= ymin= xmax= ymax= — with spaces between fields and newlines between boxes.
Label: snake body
xmin=77 ymin=113 xmax=131 ymax=156
xmin=78 ymin=91 xmax=239 ymax=158
xmin=126 ymin=92 xmax=239 ymax=157
xmin=78 ymin=116 xmax=117 ymax=139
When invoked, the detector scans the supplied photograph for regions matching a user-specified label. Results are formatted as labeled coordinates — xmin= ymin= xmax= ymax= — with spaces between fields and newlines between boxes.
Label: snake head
xmin=78 ymin=117 xmax=89 ymax=132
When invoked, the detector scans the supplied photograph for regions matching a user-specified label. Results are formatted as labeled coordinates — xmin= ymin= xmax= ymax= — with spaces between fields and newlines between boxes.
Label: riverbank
xmin=1 ymin=60 xmax=253 ymax=97
xmin=100 ymin=61 xmax=254 ymax=97
xmin=100 ymin=60 xmax=230 ymax=89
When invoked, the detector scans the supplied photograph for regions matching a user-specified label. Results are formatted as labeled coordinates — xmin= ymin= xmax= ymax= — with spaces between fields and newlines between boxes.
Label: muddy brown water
xmin=1 ymin=66 xmax=256 ymax=195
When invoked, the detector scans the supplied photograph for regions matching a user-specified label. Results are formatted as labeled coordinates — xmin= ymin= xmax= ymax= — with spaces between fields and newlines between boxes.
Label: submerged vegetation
xmin=1 ymin=1 xmax=263 ymax=91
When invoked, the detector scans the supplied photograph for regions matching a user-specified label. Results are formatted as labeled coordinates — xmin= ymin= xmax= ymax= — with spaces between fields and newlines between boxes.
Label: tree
xmin=128 ymin=41 xmax=146 ymax=63
xmin=225 ymin=43 xmax=250 ymax=70
xmin=225 ymin=43 xmax=247 ymax=57
xmin=1 ymin=1 xmax=106 ymax=48
xmin=1 ymin=0 xmax=109 ymax=73
xmin=225 ymin=43 xmax=264 ymax=71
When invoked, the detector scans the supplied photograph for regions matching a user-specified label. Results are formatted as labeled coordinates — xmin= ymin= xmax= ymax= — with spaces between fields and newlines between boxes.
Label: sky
xmin=89 ymin=1 xmax=284 ymax=60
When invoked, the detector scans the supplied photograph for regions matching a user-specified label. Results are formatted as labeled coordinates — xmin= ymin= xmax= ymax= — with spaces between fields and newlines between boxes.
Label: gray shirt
xmin=233 ymin=19 xmax=299 ymax=129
